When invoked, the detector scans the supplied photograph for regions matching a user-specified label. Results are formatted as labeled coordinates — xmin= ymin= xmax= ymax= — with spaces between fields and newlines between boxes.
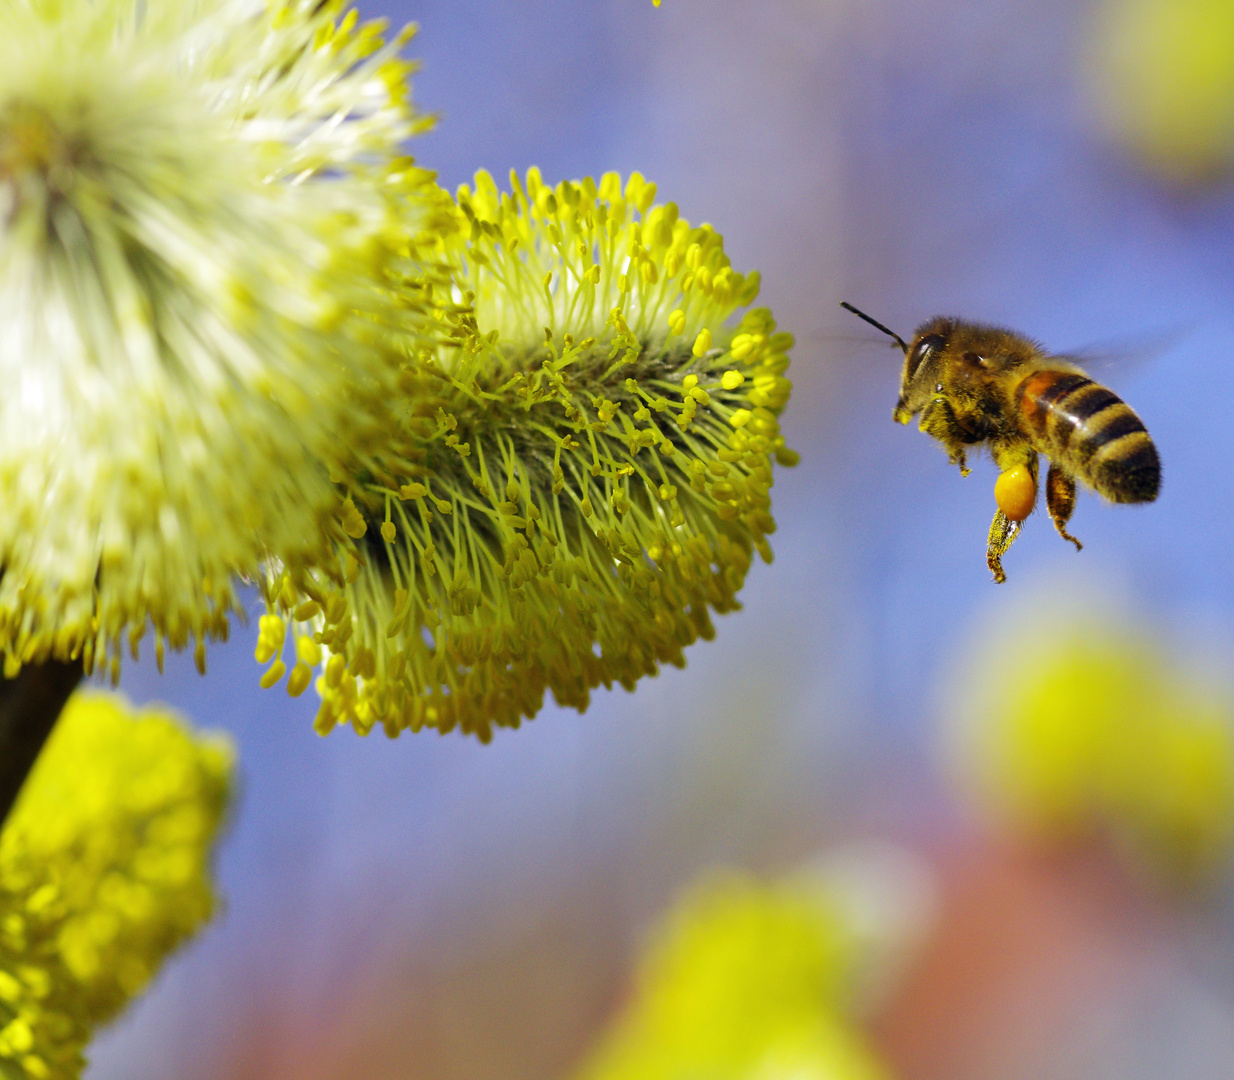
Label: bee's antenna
xmin=840 ymin=301 xmax=908 ymax=354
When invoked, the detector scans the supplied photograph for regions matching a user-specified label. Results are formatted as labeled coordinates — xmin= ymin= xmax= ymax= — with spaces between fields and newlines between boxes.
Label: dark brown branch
xmin=0 ymin=659 xmax=83 ymax=825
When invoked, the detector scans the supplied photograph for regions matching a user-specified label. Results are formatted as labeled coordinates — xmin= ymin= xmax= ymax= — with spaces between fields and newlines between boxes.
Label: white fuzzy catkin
xmin=0 ymin=0 xmax=429 ymax=677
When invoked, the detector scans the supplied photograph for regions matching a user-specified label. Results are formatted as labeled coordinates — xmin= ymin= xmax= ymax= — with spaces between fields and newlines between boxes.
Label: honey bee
xmin=842 ymin=302 xmax=1160 ymax=583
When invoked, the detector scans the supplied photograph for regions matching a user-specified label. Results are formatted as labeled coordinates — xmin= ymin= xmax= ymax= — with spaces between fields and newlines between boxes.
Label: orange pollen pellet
xmin=994 ymin=464 xmax=1037 ymax=522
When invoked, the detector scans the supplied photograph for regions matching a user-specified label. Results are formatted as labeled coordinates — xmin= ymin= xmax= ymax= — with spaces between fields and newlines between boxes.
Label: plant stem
xmin=0 ymin=659 xmax=83 ymax=826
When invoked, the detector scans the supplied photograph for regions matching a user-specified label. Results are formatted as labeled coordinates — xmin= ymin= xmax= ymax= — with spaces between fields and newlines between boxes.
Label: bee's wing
xmin=1050 ymin=324 xmax=1192 ymax=378
xmin=808 ymin=327 xmax=908 ymax=362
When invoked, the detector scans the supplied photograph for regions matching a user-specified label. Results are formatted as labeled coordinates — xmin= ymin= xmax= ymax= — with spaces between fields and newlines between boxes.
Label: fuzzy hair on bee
xmin=841 ymin=302 xmax=1160 ymax=583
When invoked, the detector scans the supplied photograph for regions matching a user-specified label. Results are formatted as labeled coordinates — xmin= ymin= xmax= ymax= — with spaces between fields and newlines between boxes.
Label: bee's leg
xmin=986 ymin=508 xmax=1021 ymax=584
xmin=919 ymin=398 xmax=970 ymax=476
xmin=1045 ymin=463 xmax=1083 ymax=551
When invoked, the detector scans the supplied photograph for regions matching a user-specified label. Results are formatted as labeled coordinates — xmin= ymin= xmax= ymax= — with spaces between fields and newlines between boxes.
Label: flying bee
xmin=841 ymin=302 xmax=1161 ymax=583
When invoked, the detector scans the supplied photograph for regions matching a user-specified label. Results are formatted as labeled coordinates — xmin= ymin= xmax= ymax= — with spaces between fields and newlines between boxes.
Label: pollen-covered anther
xmin=340 ymin=499 xmax=368 ymax=539
xmin=254 ymin=615 xmax=286 ymax=664
xmin=260 ymin=660 xmax=287 ymax=690
xmin=287 ymin=663 xmax=314 ymax=698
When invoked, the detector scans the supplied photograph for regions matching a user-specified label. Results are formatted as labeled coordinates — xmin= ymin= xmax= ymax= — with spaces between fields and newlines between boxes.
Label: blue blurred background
xmin=86 ymin=1 xmax=1234 ymax=1077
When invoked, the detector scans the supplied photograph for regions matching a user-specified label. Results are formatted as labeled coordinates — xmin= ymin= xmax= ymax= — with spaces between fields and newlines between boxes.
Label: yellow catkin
xmin=573 ymin=872 xmax=888 ymax=1080
xmin=265 ymin=170 xmax=797 ymax=741
xmin=1087 ymin=0 xmax=1234 ymax=182
xmin=0 ymin=691 xmax=231 ymax=1078
xmin=952 ymin=607 xmax=1234 ymax=885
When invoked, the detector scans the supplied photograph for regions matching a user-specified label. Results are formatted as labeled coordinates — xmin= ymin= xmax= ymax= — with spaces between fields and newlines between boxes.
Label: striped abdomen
xmin=1015 ymin=370 xmax=1160 ymax=503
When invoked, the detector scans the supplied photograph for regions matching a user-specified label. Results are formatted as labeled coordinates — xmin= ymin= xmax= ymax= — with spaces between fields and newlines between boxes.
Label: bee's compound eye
xmin=994 ymin=464 xmax=1037 ymax=522
xmin=906 ymin=334 xmax=944 ymax=380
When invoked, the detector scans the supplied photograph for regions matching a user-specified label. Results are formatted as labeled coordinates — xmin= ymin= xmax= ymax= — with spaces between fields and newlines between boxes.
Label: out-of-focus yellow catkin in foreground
xmin=1086 ymin=0 xmax=1234 ymax=182
xmin=0 ymin=692 xmax=232 ymax=1079
xmin=946 ymin=605 xmax=1234 ymax=885
xmin=574 ymin=870 xmax=892 ymax=1080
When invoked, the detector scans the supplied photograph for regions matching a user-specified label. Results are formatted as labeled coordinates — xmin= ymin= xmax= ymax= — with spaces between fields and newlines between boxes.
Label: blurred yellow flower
xmin=0 ymin=0 xmax=433 ymax=682
xmin=263 ymin=169 xmax=798 ymax=741
xmin=947 ymin=608 xmax=1234 ymax=883
xmin=0 ymin=690 xmax=232 ymax=1079
xmin=1086 ymin=0 xmax=1234 ymax=181
xmin=574 ymin=872 xmax=888 ymax=1080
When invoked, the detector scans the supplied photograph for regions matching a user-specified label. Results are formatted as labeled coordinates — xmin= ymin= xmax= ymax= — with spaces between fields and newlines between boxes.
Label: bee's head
xmin=839 ymin=303 xmax=953 ymax=425
xmin=893 ymin=317 xmax=955 ymax=424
